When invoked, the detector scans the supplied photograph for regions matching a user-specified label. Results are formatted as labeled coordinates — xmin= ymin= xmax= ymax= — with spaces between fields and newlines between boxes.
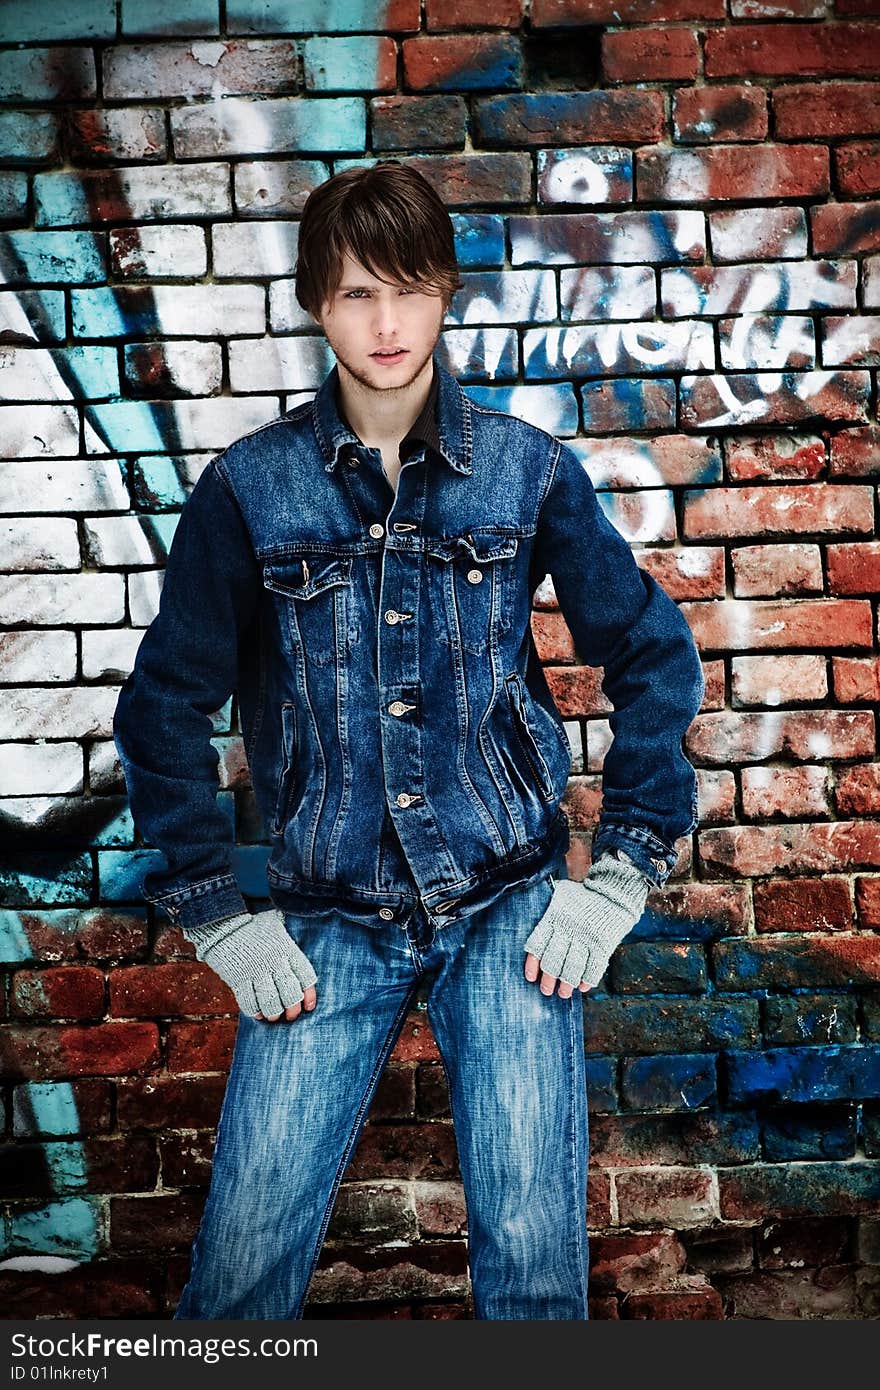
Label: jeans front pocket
xmin=262 ymin=554 xmax=353 ymax=667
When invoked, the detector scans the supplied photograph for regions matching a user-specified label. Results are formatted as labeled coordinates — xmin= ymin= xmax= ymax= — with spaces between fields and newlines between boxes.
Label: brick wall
xmin=1 ymin=0 xmax=880 ymax=1320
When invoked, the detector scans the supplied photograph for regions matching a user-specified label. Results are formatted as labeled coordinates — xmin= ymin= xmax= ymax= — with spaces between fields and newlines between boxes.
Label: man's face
xmin=313 ymin=251 xmax=447 ymax=397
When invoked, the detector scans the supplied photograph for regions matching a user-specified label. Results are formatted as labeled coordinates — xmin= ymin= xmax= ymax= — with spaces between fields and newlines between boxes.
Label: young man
xmin=113 ymin=161 xmax=704 ymax=1321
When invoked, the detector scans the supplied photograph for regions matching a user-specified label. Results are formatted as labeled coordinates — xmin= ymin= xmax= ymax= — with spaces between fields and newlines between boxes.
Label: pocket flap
xmin=263 ymin=555 xmax=352 ymax=600
xmin=425 ymin=531 xmax=518 ymax=565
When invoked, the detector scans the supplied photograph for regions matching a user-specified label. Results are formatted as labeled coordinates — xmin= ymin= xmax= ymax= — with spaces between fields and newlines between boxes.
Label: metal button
xmin=379 ymin=907 xmax=394 ymax=921
xmin=651 ymin=857 xmax=667 ymax=873
xmin=346 ymin=455 xmax=359 ymax=468
xmin=388 ymin=700 xmax=410 ymax=717
xmin=384 ymin=610 xmax=400 ymax=624
xmin=396 ymin=792 xmax=415 ymax=807
xmin=369 ymin=523 xmax=384 ymax=538
xmin=467 ymin=568 xmax=483 ymax=584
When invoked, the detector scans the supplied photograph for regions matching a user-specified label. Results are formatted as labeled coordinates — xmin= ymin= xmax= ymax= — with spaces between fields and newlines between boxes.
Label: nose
xmin=373 ymin=296 xmax=400 ymax=338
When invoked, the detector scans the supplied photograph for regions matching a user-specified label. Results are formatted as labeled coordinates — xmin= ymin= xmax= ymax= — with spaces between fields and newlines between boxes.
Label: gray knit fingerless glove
xmin=523 ymin=851 xmax=653 ymax=990
xmin=184 ymin=907 xmax=318 ymax=1018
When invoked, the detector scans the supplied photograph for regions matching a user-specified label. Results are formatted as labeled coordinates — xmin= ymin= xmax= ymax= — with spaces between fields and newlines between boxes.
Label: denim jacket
xmin=112 ymin=356 xmax=705 ymax=934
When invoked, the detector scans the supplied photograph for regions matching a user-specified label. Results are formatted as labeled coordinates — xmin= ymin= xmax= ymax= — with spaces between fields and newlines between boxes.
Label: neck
xmin=337 ymin=356 xmax=434 ymax=449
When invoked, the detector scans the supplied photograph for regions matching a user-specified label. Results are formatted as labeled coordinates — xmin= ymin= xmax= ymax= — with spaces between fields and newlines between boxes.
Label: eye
xmin=344 ymin=289 xmax=368 ymax=299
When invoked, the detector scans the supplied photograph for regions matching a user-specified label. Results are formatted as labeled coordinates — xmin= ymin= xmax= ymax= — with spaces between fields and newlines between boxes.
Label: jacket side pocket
xmin=272 ymin=701 xmax=297 ymax=835
xmin=505 ymin=672 xmax=555 ymax=802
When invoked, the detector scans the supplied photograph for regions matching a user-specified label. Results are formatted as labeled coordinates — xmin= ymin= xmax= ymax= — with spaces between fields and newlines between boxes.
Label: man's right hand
xmin=183 ymin=907 xmax=318 ymax=1023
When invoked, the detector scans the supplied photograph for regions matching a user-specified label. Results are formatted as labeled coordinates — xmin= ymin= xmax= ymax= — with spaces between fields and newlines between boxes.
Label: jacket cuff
xmin=144 ymin=873 xmax=249 ymax=931
xmin=591 ymin=823 xmax=679 ymax=890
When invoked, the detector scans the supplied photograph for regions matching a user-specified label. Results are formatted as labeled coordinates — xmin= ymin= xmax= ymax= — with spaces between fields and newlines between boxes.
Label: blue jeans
xmin=173 ymin=872 xmax=589 ymax=1320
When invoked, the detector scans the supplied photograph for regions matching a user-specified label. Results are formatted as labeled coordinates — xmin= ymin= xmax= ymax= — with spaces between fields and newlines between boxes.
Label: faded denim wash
xmin=173 ymin=871 xmax=590 ymax=1321
xmin=113 ymin=355 xmax=704 ymax=935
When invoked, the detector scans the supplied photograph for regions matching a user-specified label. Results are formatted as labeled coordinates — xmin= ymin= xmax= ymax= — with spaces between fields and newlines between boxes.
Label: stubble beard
xmin=331 ymin=333 xmax=441 ymax=398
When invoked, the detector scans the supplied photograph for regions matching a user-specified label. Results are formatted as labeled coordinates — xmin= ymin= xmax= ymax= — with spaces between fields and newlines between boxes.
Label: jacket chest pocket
xmin=262 ymin=554 xmax=354 ymax=667
xmin=425 ymin=531 xmax=518 ymax=655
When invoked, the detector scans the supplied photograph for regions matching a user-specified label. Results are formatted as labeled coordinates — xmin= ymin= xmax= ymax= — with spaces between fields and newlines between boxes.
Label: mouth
xmin=370 ymin=349 xmax=408 ymax=364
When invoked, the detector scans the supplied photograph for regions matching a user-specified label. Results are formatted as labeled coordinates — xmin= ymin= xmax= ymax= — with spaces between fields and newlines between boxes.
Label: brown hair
xmin=294 ymin=160 xmax=463 ymax=319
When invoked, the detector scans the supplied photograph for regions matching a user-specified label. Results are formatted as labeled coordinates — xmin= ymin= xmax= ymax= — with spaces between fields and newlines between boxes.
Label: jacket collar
xmin=311 ymin=354 xmax=473 ymax=476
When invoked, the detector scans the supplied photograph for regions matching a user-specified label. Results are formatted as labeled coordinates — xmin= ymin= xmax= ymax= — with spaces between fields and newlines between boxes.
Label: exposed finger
xmin=580 ymin=982 xmax=591 ymax=992
xmin=284 ymin=1001 xmax=303 ymax=1021
xmin=540 ymin=970 xmax=558 ymax=996
xmin=557 ymin=980 xmax=574 ymax=999
xmin=303 ymin=984 xmax=318 ymax=1011
xmin=524 ymin=952 xmax=540 ymax=983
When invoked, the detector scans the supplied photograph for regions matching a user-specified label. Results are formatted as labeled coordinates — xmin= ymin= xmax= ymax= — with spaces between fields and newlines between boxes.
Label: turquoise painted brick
xmin=451 ymin=214 xmax=505 ymax=268
xmin=171 ymin=97 xmax=366 ymax=157
xmin=0 ymin=172 xmax=26 ymax=223
xmin=14 ymin=1082 xmax=93 ymax=1137
xmin=0 ymin=0 xmax=116 ymax=42
xmin=0 ymin=289 xmax=66 ymax=342
xmin=0 ymin=231 xmax=106 ymax=285
xmin=10 ymin=1198 xmax=102 ymax=1258
xmin=0 ymin=111 xmax=57 ymax=164
xmin=121 ymin=0 xmax=219 ymax=34
xmin=46 ymin=346 xmax=120 ymax=399
xmin=89 ymin=802 xmax=136 ymax=846
xmin=98 ymin=847 xmax=164 ymax=902
xmin=227 ymin=0 xmax=419 ymax=34
xmin=0 ymin=854 xmax=91 ymax=907
xmin=132 ymin=457 xmax=195 ymax=508
xmin=304 ymin=36 xmax=395 ymax=92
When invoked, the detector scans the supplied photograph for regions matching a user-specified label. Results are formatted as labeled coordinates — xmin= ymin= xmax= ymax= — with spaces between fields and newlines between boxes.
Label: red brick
xmin=700 ymin=821 xmax=880 ymax=878
xmin=741 ymin=765 xmax=830 ymax=820
xmin=588 ymin=1169 xmax=613 ymax=1226
xmin=813 ymin=202 xmax=880 ymax=254
xmin=637 ymin=880 xmax=751 ymax=938
xmin=719 ymin=1161 xmax=880 ymax=1220
xmin=637 ymin=548 xmax=726 ymax=601
xmin=837 ymin=764 xmax=880 ymax=816
xmin=857 ymin=877 xmax=880 ymax=928
xmin=426 ymin=0 xmax=522 ymax=24
xmin=758 ymin=1216 xmax=850 ymax=1269
xmin=639 ymin=144 xmax=828 ymax=202
xmin=543 ymin=662 xmax=603 ymax=715
xmin=346 ymin=1122 xmax=460 ymax=1181
xmin=590 ymin=1111 xmax=760 ymax=1167
xmin=532 ymin=0 xmax=725 ymax=20
xmin=111 ymin=1193 xmax=204 ymax=1251
xmin=673 ymin=85 xmax=767 ymax=143
xmin=309 ymin=1242 xmax=469 ymax=1306
xmin=684 ymin=483 xmax=872 ymax=540
xmin=833 ymin=656 xmax=880 ymax=703
xmin=621 ymin=1284 xmax=724 ymax=1318
xmin=402 ymin=35 xmax=522 ymax=91
xmin=705 ymin=22 xmax=880 ymax=78
xmin=701 ymin=660 xmax=727 ymax=710
xmin=4 ymin=1135 xmax=158 ymax=1196
xmin=475 ymin=92 xmax=665 ymax=146
xmin=0 ymin=1260 xmax=161 ymax=1319
xmin=752 ymin=877 xmax=855 ymax=934
xmin=827 ymin=543 xmax=880 ymax=594
xmin=388 ymin=152 xmax=530 ymax=205
xmin=682 ymin=370 xmax=869 ymax=427
xmin=716 ymin=933 xmax=880 ymax=988
xmin=578 ymin=433 xmax=722 ymax=487
xmin=117 ymin=1074 xmax=227 ymax=1130
xmin=616 ymin=1168 xmax=718 ymax=1227
xmin=412 ymin=1180 xmax=466 ymax=1236
xmin=8 ymin=908 xmax=147 ymax=964
xmin=725 ymin=434 xmax=826 ymax=481
xmin=697 ymin=768 xmax=737 ymax=823
xmin=103 ymin=41 xmax=300 ymax=100
xmin=159 ymin=1130 xmax=215 ymax=1188
xmin=732 ymin=653 xmax=828 ymax=707
xmin=683 ymin=599 xmax=874 ymax=654
xmin=731 ymin=543 xmax=822 ymax=598
xmin=166 ymin=1019 xmax=237 ymax=1073
xmin=10 ymin=966 xmax=105 ymax=1020
xmin=603 ymin=28 xmax=699 ymax=83
xmin=0 ymin=1022 xmax=160 ymax=1080
xmin=774 ymin=82 xmax=880 ymax=137
xmin=109 ymin=963 xmax=234 ymax=1018
xmin=716 ymin=1265 xmax=857 ymax=1319
xmin=370 ymin=95 xmax=467 ymax=151
xmin=588 ymin=1231 xmax=687 ymax=1294
xmin=830 ymin=425 xmax=880 ymax=477
xmin=392 ymin=1014 xmax=441 ymax=1063
xmin=837 ymin=142 xmax=880 ymax=197
xmin=589 ymin=1295 xmax=620 ymax=1318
